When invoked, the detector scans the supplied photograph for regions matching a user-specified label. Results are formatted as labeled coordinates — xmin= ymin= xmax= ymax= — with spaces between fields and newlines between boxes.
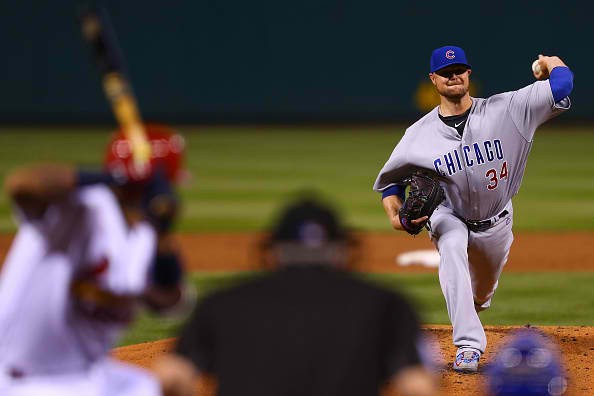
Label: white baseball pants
xmin=0 ymin=358 xmax=160 ymax=396
xmin=429 ymin=201 xmax=514 ymax=353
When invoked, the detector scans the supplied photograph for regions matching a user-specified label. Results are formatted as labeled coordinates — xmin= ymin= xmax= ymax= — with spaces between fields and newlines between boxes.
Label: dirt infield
xmin=1 ymin=231 xmax=593 ymax=394
xmin=113 ymin=325 xmax=593 ymax=395
xmin=171 ymin=231 xmax=594 ymax=273
xmin=1 ymin=231 xmax=592 ymax=272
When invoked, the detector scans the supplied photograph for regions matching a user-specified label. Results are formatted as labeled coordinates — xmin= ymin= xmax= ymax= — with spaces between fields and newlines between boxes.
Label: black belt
xmin=463 ymin=210 xmax=509 ymax=232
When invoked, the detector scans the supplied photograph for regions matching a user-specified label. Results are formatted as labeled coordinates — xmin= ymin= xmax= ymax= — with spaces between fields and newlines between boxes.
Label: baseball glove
xmin=399 ymin=170 xmax=445 ymax=235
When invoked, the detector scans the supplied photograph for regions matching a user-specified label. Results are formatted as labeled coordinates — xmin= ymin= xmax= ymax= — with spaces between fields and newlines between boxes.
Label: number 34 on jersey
xmin=433 ymin=139 xmax=509 ymax=191
xmin=485 ymin=161 xmax=508 ymax=190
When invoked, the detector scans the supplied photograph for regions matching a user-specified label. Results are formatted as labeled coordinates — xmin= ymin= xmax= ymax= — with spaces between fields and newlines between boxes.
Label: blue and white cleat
xmin=453 ymin=347 xmax=481 ymax=373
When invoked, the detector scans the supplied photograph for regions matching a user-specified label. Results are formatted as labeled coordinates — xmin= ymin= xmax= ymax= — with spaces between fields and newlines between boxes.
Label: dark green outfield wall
xmin=2 ymin=1 xmax=591 ymax=123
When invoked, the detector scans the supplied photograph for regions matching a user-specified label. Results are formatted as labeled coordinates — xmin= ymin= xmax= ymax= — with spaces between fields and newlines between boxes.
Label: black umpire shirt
xmin=175 ymin=265 xmax=423 ymax=396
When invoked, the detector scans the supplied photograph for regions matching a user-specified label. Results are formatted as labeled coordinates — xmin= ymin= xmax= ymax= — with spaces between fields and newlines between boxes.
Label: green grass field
xmin=0 ymin=125 xmax=593 ymax=232
xmin=120 ymin=271 xmax=594 ymax=346
xmin=0 ymin=126 xmax=592 ymax=346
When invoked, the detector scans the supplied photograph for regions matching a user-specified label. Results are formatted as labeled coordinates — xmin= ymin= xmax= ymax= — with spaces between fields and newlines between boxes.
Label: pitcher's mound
xmin=114 ymin=325 xmax=593 ymax=395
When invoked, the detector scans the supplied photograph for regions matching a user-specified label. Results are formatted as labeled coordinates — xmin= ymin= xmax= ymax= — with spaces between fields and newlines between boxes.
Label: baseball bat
xmin=79 ymin=6 xmax=151 ymax=174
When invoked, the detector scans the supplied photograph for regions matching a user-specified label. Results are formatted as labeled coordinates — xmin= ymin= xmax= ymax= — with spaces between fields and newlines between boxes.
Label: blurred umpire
xmin=154 ymin=195 xmax=437 ymax=396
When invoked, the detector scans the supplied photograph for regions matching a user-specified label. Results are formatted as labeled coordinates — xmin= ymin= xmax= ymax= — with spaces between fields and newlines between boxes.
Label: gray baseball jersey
xmin=374 ymin=80 xmax=570 ymax=221
xmin=373 ymin=80 xmax=570 ymax=354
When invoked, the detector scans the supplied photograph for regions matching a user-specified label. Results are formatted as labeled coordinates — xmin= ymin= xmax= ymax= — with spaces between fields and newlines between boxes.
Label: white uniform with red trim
xmin=373 ymin=81 xmax=570 ymax=353
xmin=0 ymin=185 xmax=160 ymax=395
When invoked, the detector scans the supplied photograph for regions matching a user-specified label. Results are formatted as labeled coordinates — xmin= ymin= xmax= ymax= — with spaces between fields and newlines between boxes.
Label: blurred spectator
xmin=154 ymin=195 xmax=437 ymax=396
xmin=486 ymin=328 xmax=567 ymax=396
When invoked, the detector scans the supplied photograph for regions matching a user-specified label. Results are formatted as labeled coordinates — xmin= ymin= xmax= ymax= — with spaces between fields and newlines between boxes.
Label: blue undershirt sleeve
xmin=75 ymin=170 xmax=116 ymax=187
xmin=549 ymin=66 xmax=573 ymax=103
xmin=381 ymin=185 xmax=406 ymax=201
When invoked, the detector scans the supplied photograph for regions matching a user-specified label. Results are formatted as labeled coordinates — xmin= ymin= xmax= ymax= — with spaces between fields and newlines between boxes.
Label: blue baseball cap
xmin=430 ymin=45 xmax=471 ymax=73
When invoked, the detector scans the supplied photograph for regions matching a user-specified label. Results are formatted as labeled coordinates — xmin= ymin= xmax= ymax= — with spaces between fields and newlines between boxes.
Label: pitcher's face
xmin=430 ymin=65 xmax=471 ymax=100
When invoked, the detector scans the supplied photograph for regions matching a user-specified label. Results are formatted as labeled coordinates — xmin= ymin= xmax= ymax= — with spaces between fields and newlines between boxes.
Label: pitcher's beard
xmin=437 ymin=85 xmax=468 ymax=101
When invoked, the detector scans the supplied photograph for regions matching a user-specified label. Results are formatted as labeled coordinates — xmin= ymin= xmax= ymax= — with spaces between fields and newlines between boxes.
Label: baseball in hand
xmin=532 ymin=58 xmax=548 ymax=80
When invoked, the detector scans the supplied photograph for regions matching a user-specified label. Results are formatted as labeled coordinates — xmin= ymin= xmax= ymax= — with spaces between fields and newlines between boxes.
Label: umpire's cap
xmin=263 ymin=194 xmax=355 ymax=268
xmin=269 ymin=196 xmax=347 ymax=245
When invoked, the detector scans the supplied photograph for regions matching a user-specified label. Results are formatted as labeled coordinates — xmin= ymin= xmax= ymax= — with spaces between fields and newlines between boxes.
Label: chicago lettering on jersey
xmin=433 ymin=139 xmax=504 ymax=176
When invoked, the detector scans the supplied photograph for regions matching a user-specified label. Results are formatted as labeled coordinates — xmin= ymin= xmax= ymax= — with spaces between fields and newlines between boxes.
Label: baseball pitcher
xmin=373 ymin=46 xmax=573 ymax=372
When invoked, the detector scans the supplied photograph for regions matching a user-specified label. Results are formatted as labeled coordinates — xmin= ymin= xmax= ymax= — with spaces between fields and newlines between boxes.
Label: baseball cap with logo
xmin=263 ymin=195 xmax=352 ymax=267
xmin=269 ymin=197 xmax=346 ymax=245
xmin=430 ymin=45 xmax=471 ymax=73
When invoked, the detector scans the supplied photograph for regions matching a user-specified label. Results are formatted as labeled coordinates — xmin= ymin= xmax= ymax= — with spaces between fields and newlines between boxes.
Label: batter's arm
xmin=141 ymin=171 xmax=189 ymax=314
xmin=143 ymin=235 xmax=188 ymax=313
xmin=4 ymin=164 xmax=77 ymax=219
xmin=382 ymin=195 xmax=428 ymax=232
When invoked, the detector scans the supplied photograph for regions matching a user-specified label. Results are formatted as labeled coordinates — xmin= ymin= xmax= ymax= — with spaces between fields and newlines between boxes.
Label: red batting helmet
xmin=104 ymin=124 xmax=185 ymax=184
